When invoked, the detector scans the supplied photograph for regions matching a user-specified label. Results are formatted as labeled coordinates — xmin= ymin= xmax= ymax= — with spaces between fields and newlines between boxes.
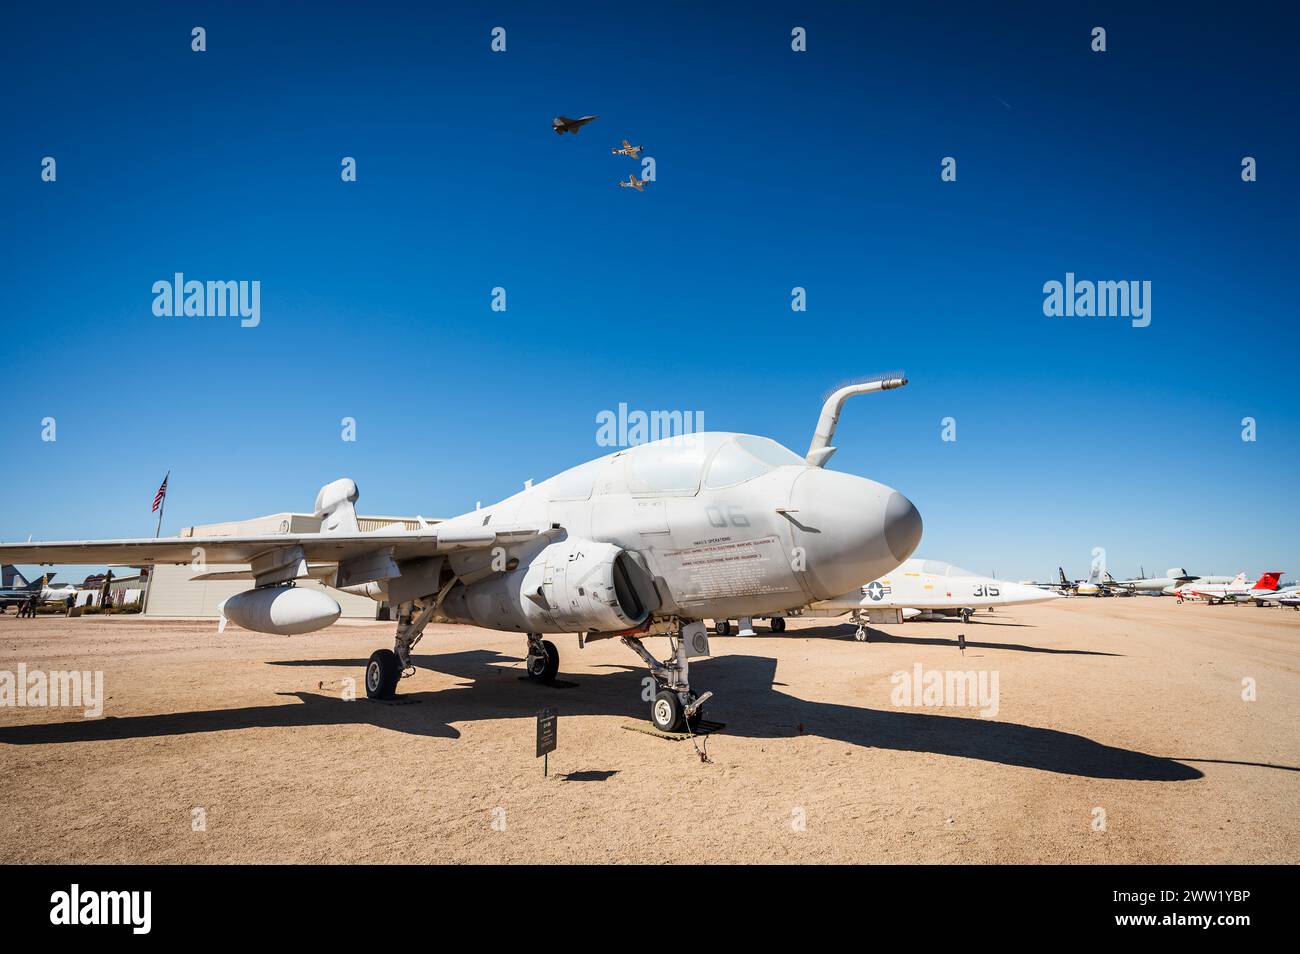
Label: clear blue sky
xmin=2 ymin=2 xmax=1296 ymax=583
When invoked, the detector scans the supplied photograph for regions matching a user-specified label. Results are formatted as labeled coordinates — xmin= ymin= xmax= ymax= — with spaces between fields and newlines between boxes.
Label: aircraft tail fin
xmin=314 ymin=479 xmax=360 ymax=535
xmin=1 ymin=564 xmax=27 ymax=588
xmin=1253 ymin=571 xmax=1283 ymax=591
xmin=1167 ymin=567 xmax=1189 ymax=580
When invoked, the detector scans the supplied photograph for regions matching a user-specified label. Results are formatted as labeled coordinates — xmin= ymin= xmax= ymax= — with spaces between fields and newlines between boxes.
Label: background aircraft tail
xmin=1 ymin=564 xmax=27 ymax=588
xmin=1167 ymin=567 xmax=1189 ymax=580
xmin=1252 ymin=571 xmax=1283 ymax=591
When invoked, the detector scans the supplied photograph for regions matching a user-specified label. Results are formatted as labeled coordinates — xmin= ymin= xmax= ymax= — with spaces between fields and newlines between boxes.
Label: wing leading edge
xmin=0 ymin=524 xmax=549 ymax=568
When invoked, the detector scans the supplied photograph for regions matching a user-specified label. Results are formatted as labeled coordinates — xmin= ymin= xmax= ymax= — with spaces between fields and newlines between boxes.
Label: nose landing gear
xmin=622 ymin=620 xmax=713 ymax=732
xmin=850 ymin=609 xmax=870 ymax=642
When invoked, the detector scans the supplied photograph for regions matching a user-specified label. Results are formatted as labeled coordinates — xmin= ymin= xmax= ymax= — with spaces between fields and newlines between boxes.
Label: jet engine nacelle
xmin=440 ymin=537 xmax=657 ymax=634
xmin=219 ymin=586 xmax=341 ymax=635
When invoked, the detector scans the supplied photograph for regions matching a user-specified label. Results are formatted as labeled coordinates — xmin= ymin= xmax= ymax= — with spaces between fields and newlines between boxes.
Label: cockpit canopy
xmin=906 ymin=559 xmax=979 ymax=578
xmin=537 ymin=433 xmax=807 ymax=500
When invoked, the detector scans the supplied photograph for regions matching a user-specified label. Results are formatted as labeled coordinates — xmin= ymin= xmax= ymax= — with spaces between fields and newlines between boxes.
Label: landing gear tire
xmin=365 ymin=649 xmax=401 ymax=699
xmin=527 ymin=639 xmax=560 ymax=684
xmin=854 ymin=626 xmax=869 ymax=642
xmin=652 ymin=689 xmax=684 ymax=733
xmin=771 ymin=617 xmax=786 ymax=633
xmin=960 ymin=608 xmax=972 ymax=624
xmin=715 ymin=619 xmax=731 ymax=636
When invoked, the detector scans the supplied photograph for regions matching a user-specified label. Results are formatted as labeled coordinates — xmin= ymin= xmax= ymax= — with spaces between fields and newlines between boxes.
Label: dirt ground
xmin=1 ymin=598 xmax=1296 ymax=864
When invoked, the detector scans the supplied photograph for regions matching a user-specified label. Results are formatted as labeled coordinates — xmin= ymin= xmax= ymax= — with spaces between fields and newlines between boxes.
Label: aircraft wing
xmin=0 ymin=524 xmax=551 ymax=568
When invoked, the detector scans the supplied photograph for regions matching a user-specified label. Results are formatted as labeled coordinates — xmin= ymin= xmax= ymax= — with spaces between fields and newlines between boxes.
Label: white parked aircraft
xmin=1021 ymin=566 xmax=1106 ymax=596
xmin=1101 ymin=567 xmax=1197 ymax=595
xmin=1248 ymin=582 xmax=1300 ymax=606
xmin=40 ymin=581 xmax=79 ymax=603
xmin=1160 ymin=575 xmax=1233 ymax=596
xmin=0 ymin=376 xmax=922 ymax=732
xmin=790 ymin=558 xmax=1061 ymax=640
xmin=1173 ymin=572 xmax=1283 ymax=605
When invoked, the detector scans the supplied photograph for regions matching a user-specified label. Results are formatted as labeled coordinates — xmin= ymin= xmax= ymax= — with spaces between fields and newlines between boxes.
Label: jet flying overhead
xmin=0 ymin=376 xmax=922 ymax=732
xmin=552 ymin=114 xmax=598 ymax=135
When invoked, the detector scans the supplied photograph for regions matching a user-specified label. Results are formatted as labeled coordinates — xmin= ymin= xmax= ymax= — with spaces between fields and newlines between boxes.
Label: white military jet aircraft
xmin=40 ymin=580 xmax=80 ymax=603
xmin=0 ymin=376 xmax=921 ymax=732
xmin=792 ymin=559 xmax=1060 ymax=639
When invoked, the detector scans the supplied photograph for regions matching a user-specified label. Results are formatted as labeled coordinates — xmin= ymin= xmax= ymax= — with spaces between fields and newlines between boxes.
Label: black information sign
xmin=536 ymin=706 xmax=557 ymax=759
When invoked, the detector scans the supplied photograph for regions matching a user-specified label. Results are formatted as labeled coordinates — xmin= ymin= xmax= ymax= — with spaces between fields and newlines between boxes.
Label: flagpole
xmin=144 ymin=471 xmax=168 ymax=616
xmin=154 ymin=470 xmax=169 ymax=538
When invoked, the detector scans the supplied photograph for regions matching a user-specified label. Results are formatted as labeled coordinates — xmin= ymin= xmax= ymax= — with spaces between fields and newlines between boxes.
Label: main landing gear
xmin=365 ymin=598 xmax=439 ymax=700
xmin=525 ymin=633 xmax=559 ymax=684
xmin=366 ymin=648 xmax=401 ymax=698
xmin=621 ymin=621 xmax=713 ymax=732
xmin=850 ymin=609 xmax=870 ymax=642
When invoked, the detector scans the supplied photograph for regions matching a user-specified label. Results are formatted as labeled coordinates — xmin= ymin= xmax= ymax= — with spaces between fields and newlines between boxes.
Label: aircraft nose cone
xmin=1006 ymin=582 xmax=1060 ymax=604
xmin=789 ymin=470 xmax=923 ymax=599
xmin=884 ymin=491 xmax=923 ymax=563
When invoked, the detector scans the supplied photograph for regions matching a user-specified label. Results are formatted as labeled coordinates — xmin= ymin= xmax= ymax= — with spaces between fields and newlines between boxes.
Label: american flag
xmin=152 ymin=473 xmax=169 ymax=513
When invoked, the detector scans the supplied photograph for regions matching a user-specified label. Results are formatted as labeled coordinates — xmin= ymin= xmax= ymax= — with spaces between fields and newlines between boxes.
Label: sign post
xmin=536 ymin=706 xmax=557 ymax=777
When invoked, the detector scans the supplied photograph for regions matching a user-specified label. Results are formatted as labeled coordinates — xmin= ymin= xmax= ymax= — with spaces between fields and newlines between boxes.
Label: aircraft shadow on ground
xmin=795 ymin=623 xmax=1122 ymax=657
xmin=0 ymin=649 xmax=1219 ymax=781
